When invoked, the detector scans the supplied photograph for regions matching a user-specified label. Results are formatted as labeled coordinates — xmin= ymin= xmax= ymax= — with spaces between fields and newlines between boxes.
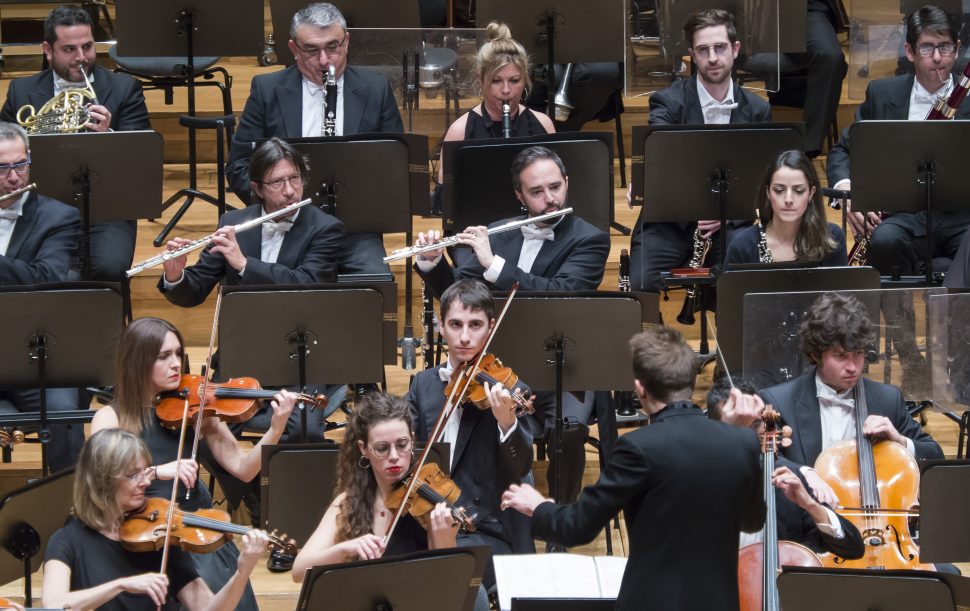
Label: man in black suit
xmin=0 ymin=5 xmax=150 ymax=283
xmin=0 ymin=122 xmax=83 ymax=471
xmin=228 ymin=2 xmax=402 ymax=275
xmin=415 ymin=145 xmax=609 ymax=506
xmin=630 ymin=9 xmax=772 ymax=295
xmin=502 ymin=326 xmax=764 ymax=610
xmin=405 ymin=279 xmax=534 ymax=591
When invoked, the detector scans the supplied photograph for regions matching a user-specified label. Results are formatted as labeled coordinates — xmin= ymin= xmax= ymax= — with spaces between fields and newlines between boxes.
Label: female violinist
xmin=90 ymin=317 xmax=296 ymax=610
xmin=42 ymin=429 xmax=269 ymax=611
xmin=292 ymin=393 xmax=460 ymax=576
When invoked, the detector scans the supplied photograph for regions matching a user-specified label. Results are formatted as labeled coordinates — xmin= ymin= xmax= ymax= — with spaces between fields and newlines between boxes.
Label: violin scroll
xmin=267 ymin=529 xmax=298 ymax=556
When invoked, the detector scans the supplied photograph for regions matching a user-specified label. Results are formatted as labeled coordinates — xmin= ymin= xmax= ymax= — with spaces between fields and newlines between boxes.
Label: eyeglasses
xmin=260 ymin=175 xmax=302 ymax=191
xmin=0 ymin=157 xmax=31 ymax=176
xmin=293 ymin=35 xmax=347 ymax=58
xmin=916 ymin=42 xmax=957 ymax=57
xmin=692 ymin=42 xmax=732 ymax=58
xmin=368 ymin=437 xmax=413 ymax=459
xmin=119 ymin=467 xmax=152 ymax=484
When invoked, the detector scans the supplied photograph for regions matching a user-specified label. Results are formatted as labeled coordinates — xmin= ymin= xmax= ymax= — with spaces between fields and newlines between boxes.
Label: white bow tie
xmin=707 ymin=100 xmax=738 ymax=110
xmin=521 ymin=224 xmax=554 ymax=241
xmin=817 ymin=389 xmax=854 ymax=413
xmin=0 ymin=208 xmax=18 ymax=221
xmin=262 ymin=220 xmax=293 ymax=240
xmin=54 ymin=73 xmax=94 ymax=92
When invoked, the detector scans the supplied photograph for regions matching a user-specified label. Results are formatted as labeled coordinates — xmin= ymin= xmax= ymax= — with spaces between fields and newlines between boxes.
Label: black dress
xmin=462 ymin=103 xmax=548 ymax=139
xmin=141 ymin=414 xmax=259 ymax=610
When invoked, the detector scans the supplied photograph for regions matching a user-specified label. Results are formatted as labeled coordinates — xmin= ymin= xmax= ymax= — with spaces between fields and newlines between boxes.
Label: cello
xmin=813 ymin=380 xmax=928 ymax=570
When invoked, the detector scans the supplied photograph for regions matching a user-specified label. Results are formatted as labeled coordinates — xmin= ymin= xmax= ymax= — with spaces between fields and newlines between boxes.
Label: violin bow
xmin=383 ymin=283 xmax=520 ymax=545
xmin=185 ymin=288 xmax=223 ymax=500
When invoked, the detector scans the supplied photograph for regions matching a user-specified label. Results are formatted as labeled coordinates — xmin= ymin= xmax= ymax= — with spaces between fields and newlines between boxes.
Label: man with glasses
xmin=228 ymin=2 xmax=402 ymax=275
xmin=628 ymin=8 xmax=771 ymax=298
xmin=827 ymin=4 xmax=970 ymax=394
xmin=0 ymin=121 xmax=84 ymax=472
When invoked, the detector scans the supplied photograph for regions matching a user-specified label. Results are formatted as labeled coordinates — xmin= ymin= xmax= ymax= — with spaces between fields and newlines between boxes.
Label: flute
xmin=126 ymin=197 xmax=313 ymax=277
xmin=384 ymin=207 xmax=572 ymax=263
xmin=0 ymin=183 xmax=36 ymax=204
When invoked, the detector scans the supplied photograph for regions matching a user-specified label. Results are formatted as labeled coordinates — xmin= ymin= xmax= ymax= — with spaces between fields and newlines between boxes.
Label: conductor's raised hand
xmin=500 ymin=483 xmax=551 ymax=517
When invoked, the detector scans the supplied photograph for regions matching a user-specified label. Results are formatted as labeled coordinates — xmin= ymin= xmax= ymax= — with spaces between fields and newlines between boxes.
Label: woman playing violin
xmin=292 ymin=393 xmax=459 ymax=578
xmin=90 ymin=317 xmax=296 ymax=610
xmin=42 ymin=429 xmax=269 ymax=611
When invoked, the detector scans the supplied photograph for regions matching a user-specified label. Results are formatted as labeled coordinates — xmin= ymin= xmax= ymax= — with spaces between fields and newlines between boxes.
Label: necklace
xmin=376 ymin=489 xmax=387 ymax=517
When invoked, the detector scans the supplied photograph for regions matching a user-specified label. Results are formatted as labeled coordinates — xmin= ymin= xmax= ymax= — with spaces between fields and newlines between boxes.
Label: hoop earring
xmin=358 ymin=455 xmax=371 ymax=469
xmin=521 ymin=87 xmax=530 ymax=104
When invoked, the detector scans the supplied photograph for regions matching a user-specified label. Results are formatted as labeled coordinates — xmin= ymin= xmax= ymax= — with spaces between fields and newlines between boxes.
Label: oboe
xmin=323 ymin=64 xmax=337 ymax=136
xmin=501 ymin=100 xmax=511 ymax=138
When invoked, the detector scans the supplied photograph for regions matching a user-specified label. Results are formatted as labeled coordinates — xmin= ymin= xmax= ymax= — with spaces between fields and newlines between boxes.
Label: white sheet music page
xmin=493 ymin=553 xmax=628 ymax=611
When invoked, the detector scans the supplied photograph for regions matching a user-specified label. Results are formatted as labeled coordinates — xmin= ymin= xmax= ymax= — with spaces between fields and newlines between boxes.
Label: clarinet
xmin=323 ymin=65 xmax=337 ymax=136
xmin=757 ymin=224 xmax=774 ymax=263
xmin=501 ymin=100 xmax=511 ymax=138
xmin=618 ymin=248 xmax=631 ymax=292
xmin=616 ymin=249 xmax=638 ymax=417
xmin=675 ymin=228 xmax=711 ymax=325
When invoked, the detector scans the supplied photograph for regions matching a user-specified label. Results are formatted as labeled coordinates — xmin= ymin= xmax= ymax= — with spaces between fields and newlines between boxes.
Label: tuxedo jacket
xmin=0 ymin=66 xmax=150 ymax=131
xmin=759 ymin=370 xmax=944 ymax=468
xmin=827 ymin=74 xmax=970 ymax=186
xmin=0 ymin=192 xmax=79 ymax=285
xmin=405 ymin=367 xmax=535 ymax=554
xmin=227 ymin=65 xmax=404 ymax=203
xmin=532 ymin=403 xmax=764 ymax=610
xmin=419 ymin=213 xmax=609 ymax=299
xmin=158 ymin=204 xmax=344 ymax=308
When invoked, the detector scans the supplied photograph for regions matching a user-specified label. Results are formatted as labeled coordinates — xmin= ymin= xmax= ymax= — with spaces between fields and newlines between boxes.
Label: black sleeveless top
xmin=383 ymin=513 xmax=429 ymax=557
xmin=141 ymin=413 xmax=211 ymax=512
xmin=463 ymin=103 xmax=547 ymax=139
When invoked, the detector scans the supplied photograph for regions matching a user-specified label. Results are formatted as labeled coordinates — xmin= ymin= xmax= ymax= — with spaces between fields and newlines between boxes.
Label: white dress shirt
xmin=815 ymin=375 xmax=915 ymax=455
xmin=53 ymin=71 xmax=94 ymax=96
xmin=437 ymin=362 xmax=517 ymax=469
xmin=737 ymin=504 xmax=844 ymax=549
xmin=908 ymin=76 xmax=953 ymax=121
xmin=0 ymin=192 xmax=28 ymax=256
xmin=697 ymin=78 xmax=738 ymax=125
xmin=302 ymin=75 xmax=345 ymax=137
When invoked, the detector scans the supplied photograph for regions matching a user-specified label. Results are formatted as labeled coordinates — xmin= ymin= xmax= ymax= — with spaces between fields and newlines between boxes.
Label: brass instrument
xmin=0 ymin=182 xmax=36 ymax=204
xmin=553 ymin=63 xmax=575 ymax=122
xmin=384 ymin=207 xmax=573 ymax=263
xmin=323 ymin=65 xmax=337 ymax=136
xmin=17 ymin=64 xmax=97 ymax=134
xmin=676 ymin=228 xmax=711 ymax=325
xmin=501 ymin=100 xmax=512 ymax=138
xmin=126 ymin=197 xmax=313 ymax=277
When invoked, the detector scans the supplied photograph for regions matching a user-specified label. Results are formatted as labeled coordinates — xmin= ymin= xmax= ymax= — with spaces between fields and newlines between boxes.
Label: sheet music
xmin=593 ymin=555 xmax=628 ymax=598
xmin=493 ymin=553 xmax=628 ymax=611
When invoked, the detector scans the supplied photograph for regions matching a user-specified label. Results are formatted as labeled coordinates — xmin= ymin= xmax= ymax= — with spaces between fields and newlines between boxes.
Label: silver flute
xmin=126 ymin=197 xmax=313 ymax=277
xmin=384 ymin=207 xmax=572 ymax=263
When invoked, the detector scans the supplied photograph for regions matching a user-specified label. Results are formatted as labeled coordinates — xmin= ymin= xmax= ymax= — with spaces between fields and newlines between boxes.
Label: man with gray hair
xmin=228 ymin=2 xmax=402 ymax=274
xmin=0 ymin=121 xmax=84 ymax=472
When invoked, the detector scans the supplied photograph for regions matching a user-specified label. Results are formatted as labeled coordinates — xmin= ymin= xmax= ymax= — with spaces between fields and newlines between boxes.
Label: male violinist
xmin=501 ymin=326 xmax=765 ymax=610
xmin=405 ymin=279 xmax=534 ymax=593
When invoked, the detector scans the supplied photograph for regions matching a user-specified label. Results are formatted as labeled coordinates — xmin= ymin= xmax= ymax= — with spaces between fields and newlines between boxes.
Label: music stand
xmin=777 ymin=566 xmax=967 ymax=610
xmin=443 ymin=132 xmax=616 ymax=234
xmin=716 ymin=267 xmax=881 ymax=376
xmin=918 ymin=460 xmax=970 ymax=563
xmin=29 ymin=131 xmax=163 ymax=281
xmin=0 ymin=468 xmax=73 ymax=606
xmin=488 ymin=292 xmax=652 ymax=505
xmin=477 ymin=0 xmax=624 ymax=115
xmin=511 ymin=600 xmax=615 ymax=611
xmin=296 ymin=546 xmax=486 ymax=611
xmin=115 ymin=0 xmax=263 ymax=241
xmin=0 ymin=283 xmax=121 ymax=475
xmin=850 ymin=121 xmax=970 ymax=285
xmin=219 ymin=284 xmax=390 ymax=442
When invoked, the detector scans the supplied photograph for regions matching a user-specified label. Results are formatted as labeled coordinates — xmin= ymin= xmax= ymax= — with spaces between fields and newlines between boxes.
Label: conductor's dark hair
xmin=249 ymin=137 xmax=310 ymax=204
xmin=510 ymin=146 xmax=567 ymax=193
xmin=683 ymin=8 xmax=738 ymax=47
xmin=800 ymin=293 xmax=877 ymax=360
xmin=440 ymin=279 xmax=495 ymax=322
xmin=906 ymin=5 xmax=959 ymax=47
xmin=705 ymin=376 xmax=759 ymax=421
xmin=44 ymin=5 xmax=93 ymax=45
xmin=630 ymin=326 xmax=697 ymax=404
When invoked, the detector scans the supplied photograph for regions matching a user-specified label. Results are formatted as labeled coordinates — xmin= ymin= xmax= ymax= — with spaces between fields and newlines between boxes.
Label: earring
xmin=358 ymin=455 xmax=371 ymax=469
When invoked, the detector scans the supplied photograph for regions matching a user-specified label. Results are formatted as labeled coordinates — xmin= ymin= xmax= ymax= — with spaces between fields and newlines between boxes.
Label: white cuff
xmin=816 ymin=506 xmax=845 ymax=539
xmin=416 ymin=255 xmax=442 ymax=273
xmin=497 ymin=418 xmax=518 ymax=443
xmin=162 ymin=271 xmax=185 ymax=289
xmin=482 ymin=255 xmax=506 ymax=284
xmin=904 ymin=436 xmax=915 ymax=456
xmin=833 ymin=179 xmax=851 ymax=191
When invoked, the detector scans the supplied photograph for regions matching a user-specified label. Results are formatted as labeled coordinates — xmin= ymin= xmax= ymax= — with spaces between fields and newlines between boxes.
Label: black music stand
xmin=777 ymin=567 xmax=970 ymax=610
xmin=512 ymin=600 xmax=615 ymax=611
xmin=488 ymin=293 xmax=652 ymax=509
xmin=919 ymin=460 xmax=970 ymax=563
xmin=716 ymin=267 xmax=882 ymax=377
xmin=0 ymin=468 xmax=73 ymax=606
xmin=115 ymin=0 xmax=263 ymax=241
xmin=297 ymin=546 xmax=487 ymax=611
xmin=29 ymin=131 xmax=163 ymax=282
xmin=850 ymin=121 xmax=970 ymax=285
xmin=260 ymin=442 xmax=449 ymax=549
xmin=219 ymin=284 xmax=390 ymax=442
xmin=0 ymin=283 xmax=121 ymax=475
xmin=443 ymin=132 xmax=616 ymax=234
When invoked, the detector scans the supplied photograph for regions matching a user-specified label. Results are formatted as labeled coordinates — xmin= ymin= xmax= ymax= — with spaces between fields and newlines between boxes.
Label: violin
xmin=384 ymin=463 xmax=477 ymax=533
xmin=738 ymin=408 xmax=820 ymax=611
xmin=120 ymin=497 xmax=297 ymax=556
xmin=813 ymin=381 xmax=929 ymax=570
xmin=154 ymin=374 xmax=327 ymax=427
xmin=444 ymin=353 xmax=535 ymax=416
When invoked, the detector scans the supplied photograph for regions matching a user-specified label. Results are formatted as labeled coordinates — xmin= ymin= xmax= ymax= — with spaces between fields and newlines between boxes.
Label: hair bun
xmin=486 ymin=21 xmax=512 ymax=42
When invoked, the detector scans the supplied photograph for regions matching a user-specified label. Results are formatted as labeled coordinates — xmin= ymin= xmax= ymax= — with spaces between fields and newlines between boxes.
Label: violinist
xmin=405 ymin=279 xmax=534 ymax=591
xmin=706 ymin=377 xmax=864 ymax=560
xmin=42 ymin=429 xmax=269 ymax=611
xmin=501 ymin=326 xmax=765 ymax=611
xmin=90 ymin=317 xmax=297 ymax=610
xmin=759 ymin=293 xmax=943 ymax=506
